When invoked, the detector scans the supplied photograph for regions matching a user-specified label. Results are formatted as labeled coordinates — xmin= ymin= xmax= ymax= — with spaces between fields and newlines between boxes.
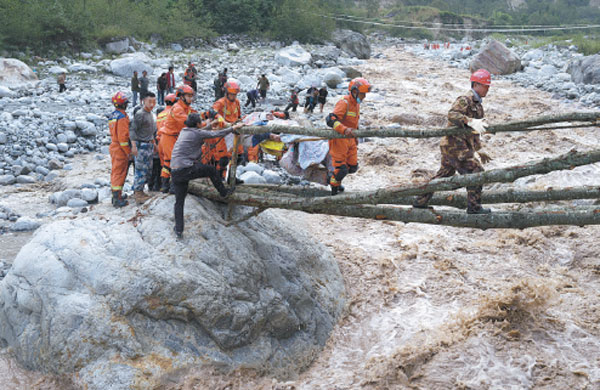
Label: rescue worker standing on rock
xmin=205 ymin=79 xmax=242 ymax=179
xmin=108 ymin=91 xmax=131 ymax=208
xmin=130 ymin=92 xmax=157 ymax=204
xmin=413 ymin=69 xmax=493 ymax=214
xmin=158 ymin=85 xmax=197 ymax=193
xmin=171 ymin=113 xmax=242 ymax=239
xmin=325 ymin=77 xmax=372 ymax=195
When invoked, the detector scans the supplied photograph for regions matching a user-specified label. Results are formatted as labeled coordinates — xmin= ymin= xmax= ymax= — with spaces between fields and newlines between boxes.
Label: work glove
xmin=466 ymin=118 xmax=489 ymax=135
xmin=477 ymin=151 xmax=492 ymax=164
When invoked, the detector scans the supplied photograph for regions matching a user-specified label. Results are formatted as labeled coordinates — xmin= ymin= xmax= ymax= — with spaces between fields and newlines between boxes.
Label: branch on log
xmin=239 ymin=112 xmax=599 ymax=139
xmin=224 ymin=207 xmax=267 ymax=226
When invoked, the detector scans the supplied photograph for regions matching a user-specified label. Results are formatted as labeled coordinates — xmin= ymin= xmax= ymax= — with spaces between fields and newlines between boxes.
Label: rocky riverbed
xmin=1 ymin=33 xmax=600 ymax=389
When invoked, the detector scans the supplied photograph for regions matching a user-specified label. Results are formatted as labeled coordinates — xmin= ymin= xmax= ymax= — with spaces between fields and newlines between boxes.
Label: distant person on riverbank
xmin=214 ymin=68 xmax=228 ymax=100
xmin=325 ymin=78 xmax=372 ymax=195
xmin=245 ymin=89 xmax=259 ymax=108
xmin=130 ymin=92 xmax=157 ymax=204
xmin=109 ymin=91 xmax=131 ymax=208
xmin=284 ymin=87 xmax=300 ymax=113
xmin=184 ymin=62 xmax=198 ymax=92
xmin=304 ymin=86 xmax=319 ymax=113
xmin=57 ymin=72 xmax=67 ymax=93
xmin=131 ymin=71 xmax=140 ymax=106
xmin=257 ymin=74 xmax=270 ymax=101
xmin=166 ymin=66 xmax=176 ymax=93
xmin=156 ymin=73 xmax=167 ymax=105
xmin=139 ymin=70 xmax=149 ymax=100
xmin=318 ymin=86 xmax=328 ymax=113
xmin=413 ymin=69 xmax=493 ymax=214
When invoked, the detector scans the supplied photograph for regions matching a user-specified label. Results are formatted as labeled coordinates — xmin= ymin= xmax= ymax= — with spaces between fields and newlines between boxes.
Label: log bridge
xmin=189 ymin=112 xmax=600 ymax=230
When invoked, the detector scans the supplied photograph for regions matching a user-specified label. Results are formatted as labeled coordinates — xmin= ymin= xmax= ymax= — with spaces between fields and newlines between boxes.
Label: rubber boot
xmin=112 ymin=191 xmax=128 ymax=208
xmin=467 ymin=206 xmax=491 ymax=214
xmin=331 ymin=185 xmax=339 ymax=196
xmin=160 ymin=177 xmax=170 ymax=194
xmin=134 ymin=190 xmax=152 ymax=205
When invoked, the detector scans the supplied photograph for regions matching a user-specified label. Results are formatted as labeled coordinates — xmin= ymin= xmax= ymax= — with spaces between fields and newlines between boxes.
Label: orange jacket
xmin=108 ymin=109 xmax=131 ymax=154
xmin=331 ymin=95 xmax=360 ymax=134
xmin=163 ymin=100 xmax=196 ymax=136
xmin=156 ymin=105 xmax=173 ymax=137
xmin=213 ymin=97 xmax=241 ymax=126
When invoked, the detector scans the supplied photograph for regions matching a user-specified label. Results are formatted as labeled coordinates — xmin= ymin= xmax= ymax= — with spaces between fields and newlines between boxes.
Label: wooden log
xmin=188 ymin=182 xmax=600 ymax=229
xmin=238 ymin=112 xmax=599 ymax=139
xmin=192 ymin=149 xmax=600 ymax=210
xmin=233 ymin=185 xmax=600 ymax=208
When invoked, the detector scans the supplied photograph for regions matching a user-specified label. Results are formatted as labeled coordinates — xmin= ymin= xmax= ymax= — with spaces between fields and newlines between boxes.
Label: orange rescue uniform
xmin=108 ymin=109 xmax=131 ymax=191
xmin=159 ymin=100 xmax=196 ymax=179
xmin=203 ymin=97 xmax=242 ymax=175
xmin=156 ymin=105 xmax=173 ymax=166
xmin=329 ymin=95 xmax=360 ymax=187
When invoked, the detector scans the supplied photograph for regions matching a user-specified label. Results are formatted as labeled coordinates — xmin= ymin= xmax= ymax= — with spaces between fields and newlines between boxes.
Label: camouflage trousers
xmin=133 ymin=141 xmax=154 ymax=192
xmin=414 ymin=154 xmax=484 ymax=210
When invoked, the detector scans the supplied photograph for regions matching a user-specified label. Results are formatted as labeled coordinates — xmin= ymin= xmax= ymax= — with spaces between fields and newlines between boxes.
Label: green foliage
xmin=532 ymin=34 xmax=600 ymax=56
xmin=269 ymin=0 xmax=334 ymax=43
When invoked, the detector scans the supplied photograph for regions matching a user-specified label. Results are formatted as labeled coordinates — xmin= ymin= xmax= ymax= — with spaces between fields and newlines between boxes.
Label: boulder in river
xmin=567 ymin=54 xmax=600 ymax=85
xmin=469 ymin=39 xmax=522 ymax=75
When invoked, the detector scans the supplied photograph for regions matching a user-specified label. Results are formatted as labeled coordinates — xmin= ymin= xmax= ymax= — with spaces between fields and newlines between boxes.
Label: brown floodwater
xmin=1 ymin=43 xmax=599 ymax=389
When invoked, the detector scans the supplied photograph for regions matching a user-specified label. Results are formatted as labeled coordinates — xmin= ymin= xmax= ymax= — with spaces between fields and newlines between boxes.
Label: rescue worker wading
xmin=171 ymin=113 xmax=242 ymax=239
xmin=204 ymin=79 xmax=242 ymax=179
xmin=325 ymin=77 xmax=372 ymax=195
xmin=413 ymin=69 xmax=493 ymax=214
xmin=108 ymin=91 xmax=131 ymax=208
xmin=158 ymin=85 xmax=197 ymax=193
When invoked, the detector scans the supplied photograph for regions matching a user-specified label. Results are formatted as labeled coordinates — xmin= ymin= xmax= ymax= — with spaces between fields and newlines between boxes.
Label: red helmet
xmin=164 ymin=93 xmax=177 ymax=105
xmin=112 ymin=91 xmax=128 ymax=107
xmin=224 ymin=79 xmax=240 ymax=94
xmin=176 ymin=84 xmax=194 ymax=98
xmin=470 ymin=69 xmax=491 ymax=86
xmin=349 ymin=78 xmax=372 ymax=93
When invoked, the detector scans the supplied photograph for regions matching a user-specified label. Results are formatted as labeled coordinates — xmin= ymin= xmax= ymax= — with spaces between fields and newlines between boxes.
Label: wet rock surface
xmin=0 ymin=196 xmax=344 ymax=389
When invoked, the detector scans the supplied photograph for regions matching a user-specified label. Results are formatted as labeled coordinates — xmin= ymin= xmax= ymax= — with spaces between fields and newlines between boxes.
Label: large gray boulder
xmin=0 ymin=58 xmax=38 ymax=87
xmin=109 ymin=53 xmax=153 ymax=78
xmin=331 ymin=29 xmax=371 ymax=59
xmin=275 ymin=44 xmax=312 ymax=67
xmin=312 ymin=45 xmax=342 ymax=63
xmin=0 ymin=197 xmax=345 ymax=389
xmin=105 ymin=38 xmax=130 ymax=54
xmin=469 ymin=39 xmax=521 ymax=75
xmin=567 ymin=54 xmax=600 ymax=85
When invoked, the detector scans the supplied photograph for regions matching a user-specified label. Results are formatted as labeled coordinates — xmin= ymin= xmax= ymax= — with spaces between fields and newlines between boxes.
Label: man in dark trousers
xmin=245 ymin=89 xmax=260 ymax=108
xmin=413 ymin=69 xmax=493 ymax=214
xmin=131 ymin=71 xmax=140 ymax=106
xmin=170 ymin=113 xmax=243 ymax=238
xmin=139 ymin=70 xmax=149 ymax=100
xmin=257 ymin=74 xmax=270 ymax=101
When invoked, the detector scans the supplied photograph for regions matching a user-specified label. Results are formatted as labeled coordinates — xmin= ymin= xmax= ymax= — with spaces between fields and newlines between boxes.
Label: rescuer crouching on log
xmin=413 ymin=69 xmax=493 ymax=214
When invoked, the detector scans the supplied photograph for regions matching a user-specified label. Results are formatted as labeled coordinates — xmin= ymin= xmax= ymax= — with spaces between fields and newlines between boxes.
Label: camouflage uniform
xmin=414 ymin=90 xmax=485 ymax=211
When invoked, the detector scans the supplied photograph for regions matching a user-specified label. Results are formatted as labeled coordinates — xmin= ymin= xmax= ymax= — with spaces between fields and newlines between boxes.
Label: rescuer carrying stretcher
xmin=325 ymin=77 xmax=372 ymax=195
